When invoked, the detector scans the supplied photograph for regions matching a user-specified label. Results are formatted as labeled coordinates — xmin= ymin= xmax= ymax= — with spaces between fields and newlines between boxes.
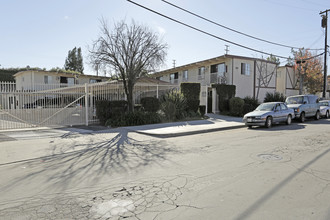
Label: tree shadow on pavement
xmin=1 ymin=129 xmax=181 ymax=193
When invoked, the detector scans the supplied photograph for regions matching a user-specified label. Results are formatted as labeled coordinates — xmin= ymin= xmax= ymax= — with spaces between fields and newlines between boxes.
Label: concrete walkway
xmin=125 ymin=113 xmax=245 ymax=137
xmin=0 ymin=114 xmax=244 ymax=141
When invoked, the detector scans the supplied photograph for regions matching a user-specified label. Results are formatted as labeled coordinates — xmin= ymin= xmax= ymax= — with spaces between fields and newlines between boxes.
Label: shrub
xmin=264 ymin=92 xmax=286 ymax=102
xmin=199 ymin=105 xmax=206 ymax=116
xmin=229 ymin=97 xmax=244 ymax=116
xmin=180 ymin=83 xmax=200 ymax=100
xmin=95 ymin=100 xmax=111 ymax=125
xmin=95 ymin=100 xmax=128 ymax=125
xmin=212 ymin=84 xmax=236 ymax=112
xmin=160 ymin=89 xmax=187 ymax=120
xmin=141 ymin=97 xmax=160 ymax=112
xmin=181 ymin=83 xmax=201 ymax=112
xmin=186 ymin=100 xmax=200 ymax=113
xmin=106 ymin=111 xmax=161 ymax=127
xmin=110 ymin=100 xmax=128 ymax=116
xmin=243 ymin=96 xmax=259 ymax=114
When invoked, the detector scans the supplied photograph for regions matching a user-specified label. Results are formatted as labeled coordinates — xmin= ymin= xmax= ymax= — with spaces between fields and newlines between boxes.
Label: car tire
xmin=326 ymin=111 xmax=329 ymax=119
xmin=300 ymin=112 xmax=305 ymax=123
xmin=315 ymin=111 xmax=320 ymax=120
xmin=286 ymin=115 xmax=292 ymax=125
xmin=265 ymin=116 xmax=272 ymax=128
xmin=248 ymin=125 xmax=253 ymax=129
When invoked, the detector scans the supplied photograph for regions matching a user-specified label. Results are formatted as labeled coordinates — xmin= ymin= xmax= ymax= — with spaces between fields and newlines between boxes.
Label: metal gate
xmin=0 ymin=81 xmax=179 ymax=130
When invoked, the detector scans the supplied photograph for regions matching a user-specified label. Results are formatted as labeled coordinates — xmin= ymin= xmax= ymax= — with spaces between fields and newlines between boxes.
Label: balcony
xmin=211 ymin=73 xmax=227 ymax=84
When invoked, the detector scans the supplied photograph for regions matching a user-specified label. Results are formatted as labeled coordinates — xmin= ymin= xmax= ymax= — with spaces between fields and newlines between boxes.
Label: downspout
xmin=253 ymin=60 xmax=256 ymax=99
xmin=232 ymin=58 xmax=234 ymax=85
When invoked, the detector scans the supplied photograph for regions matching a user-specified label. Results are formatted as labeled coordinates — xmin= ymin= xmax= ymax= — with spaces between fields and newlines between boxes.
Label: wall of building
xmin=232 ymin=58 xmax=255 ymax=99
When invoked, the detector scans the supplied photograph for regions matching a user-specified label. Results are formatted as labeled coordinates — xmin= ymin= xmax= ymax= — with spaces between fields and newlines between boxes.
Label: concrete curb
xmin=131 ymin=124 xmax=246 ymax=138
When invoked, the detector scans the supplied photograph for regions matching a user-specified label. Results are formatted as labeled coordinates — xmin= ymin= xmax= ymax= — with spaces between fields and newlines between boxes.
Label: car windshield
xmin=285 ymin=96 xmax=304 ymax=104
xmin=256 ymin=103 xmax=275 ymax=111
xmin=320 ymin=102 xmax=329 ymax=106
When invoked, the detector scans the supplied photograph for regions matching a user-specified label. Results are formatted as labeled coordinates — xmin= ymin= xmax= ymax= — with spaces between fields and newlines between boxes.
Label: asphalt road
xmin=0 ymin=119 xmax=329 ymax=219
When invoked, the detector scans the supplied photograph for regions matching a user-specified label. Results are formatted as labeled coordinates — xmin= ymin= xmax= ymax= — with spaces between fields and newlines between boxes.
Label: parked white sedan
xmin=319 ymin=100 xmax=330 ymax=118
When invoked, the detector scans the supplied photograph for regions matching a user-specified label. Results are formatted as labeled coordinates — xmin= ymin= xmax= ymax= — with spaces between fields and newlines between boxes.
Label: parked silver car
xmin=243 ymin=102 xmax=294 ymax=128
xmin=319 ymin=100 xmax=330 ymax=118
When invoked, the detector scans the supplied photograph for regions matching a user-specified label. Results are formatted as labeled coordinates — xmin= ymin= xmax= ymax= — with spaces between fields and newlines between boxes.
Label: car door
xmin=280 ymin=103 xmax=289 ymax=122
xmin=273 ymin=104 xmax=282 ymax=123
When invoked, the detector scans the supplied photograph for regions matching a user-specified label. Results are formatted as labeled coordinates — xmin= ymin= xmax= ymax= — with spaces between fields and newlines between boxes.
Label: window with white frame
xmin=170 ymin=72 xmax=179 ymax=84
xmin=198 ymin=67 xmax=205 ymax=80
xmin=211 ymin=63 xmax=226 ymax=77
xmin=241 ymin=63 xmax=251 ymax=76
xmin=182 ymin=70 xmax=188 ymax=81
xmin=44 ymin=75 xmax=52 ymax=84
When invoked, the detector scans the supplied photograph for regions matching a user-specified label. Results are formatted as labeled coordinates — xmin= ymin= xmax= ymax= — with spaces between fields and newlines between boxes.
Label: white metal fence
xmin=0 ymin=81 xmax=179 ymax=130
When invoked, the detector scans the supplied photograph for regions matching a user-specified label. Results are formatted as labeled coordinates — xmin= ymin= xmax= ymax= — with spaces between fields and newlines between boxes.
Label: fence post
xmin=85 ymin=83 xmax=89 ymax=126
xmin=156 ymin=84 xmax=159 ymax=99
xmin=205 ymin=86 xmax=208 ymax=114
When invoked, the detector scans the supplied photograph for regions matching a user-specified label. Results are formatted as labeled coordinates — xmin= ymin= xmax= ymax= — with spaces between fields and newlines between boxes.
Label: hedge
xmin=181 ymin=83 xmax=201 ymax=112
xmin=141 ymin=97 xmax=160 ymax=112
xmin=212 ymin=84 xmax=236 ymax=112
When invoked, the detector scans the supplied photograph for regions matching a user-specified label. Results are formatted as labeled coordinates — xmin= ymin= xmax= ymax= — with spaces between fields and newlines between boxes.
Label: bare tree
xmin=89 ymin=19 xmax=168 ymax=112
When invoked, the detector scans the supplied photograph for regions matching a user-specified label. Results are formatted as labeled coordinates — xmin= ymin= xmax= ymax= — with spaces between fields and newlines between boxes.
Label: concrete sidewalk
xmin=0 ymin=114 xmax=244 ymax=141
xmin=125 ymin=113 xmax=245 ymax=137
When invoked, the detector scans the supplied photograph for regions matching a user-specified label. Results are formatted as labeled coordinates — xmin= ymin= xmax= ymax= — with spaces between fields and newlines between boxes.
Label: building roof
xmin=13 ymin=70 xmax=111 ymax=80
xmin=152 ymin=54 xmax=279 ymax=77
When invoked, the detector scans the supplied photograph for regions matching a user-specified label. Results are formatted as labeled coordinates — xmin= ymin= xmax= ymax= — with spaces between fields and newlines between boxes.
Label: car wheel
xmin=265 ymin=116 xmax=272 ymax=128
xmin=326 ymin=111 xmax=329 ymax=119
xmin=300 ymin=112 xmax=305 ymax=123
xmin=286 ymin=115 xmax=292 ymax=125
xmin=248 ymin=125 xmax=253 ymax=129
xmin=315 ymin=111 xmax=320 ymax=120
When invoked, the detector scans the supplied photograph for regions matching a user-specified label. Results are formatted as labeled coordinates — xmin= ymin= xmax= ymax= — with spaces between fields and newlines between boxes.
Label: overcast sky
xmin=0 ymin=0 xmax=329 ymax=75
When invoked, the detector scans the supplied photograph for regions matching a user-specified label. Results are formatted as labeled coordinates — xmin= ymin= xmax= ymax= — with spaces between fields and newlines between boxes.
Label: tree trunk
xmin=127 ymin=81 xmax=134 ymax=112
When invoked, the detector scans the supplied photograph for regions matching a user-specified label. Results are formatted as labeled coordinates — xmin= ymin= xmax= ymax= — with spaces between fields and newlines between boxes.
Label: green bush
xmin=212 ymin=84 xmax=236 ymax=112
xmin=141 ymin=97 xmax=160 ymax=112
xmin=160 ymin=89 xmax=187 ymax=120
xmin=229 ymin=97 xmax=244 ymax=116
xmin=106 ymin=111 xmax=161 ymax=127
xmin=181 ymin=83 xmax=201 ymax=113
xmin=110 ymin=100 xmax=128 ymax=116
xmin=264 ymin=92 xmax=286 ymax=102
xmin=243 ymin=96 xmax=259 ymax=114
xmin=199 ymin=105 xmax=206 ymax=116
xmin=95 ymin=100 xmax=111 ymax=125
xmin=180 ymin=83 xmax=200 ymax=100
xmin=186 ymin=100 xmax=200 ymax=113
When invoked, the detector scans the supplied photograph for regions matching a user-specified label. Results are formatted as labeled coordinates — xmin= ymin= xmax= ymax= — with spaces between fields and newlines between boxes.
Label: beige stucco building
xmin=276 ymin=65 xmax=299 ymax=97
xmin=14 ymin=70 xmax=110 ymax=91
xmin=152 ymin=54 xmax=279 ymax=107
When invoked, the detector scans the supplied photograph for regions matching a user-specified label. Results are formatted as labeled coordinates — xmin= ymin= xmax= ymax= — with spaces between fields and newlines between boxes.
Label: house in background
xmin=276 ymin=65 xmax=299 ymax=97
xmin=14 ymin=70 xmax=110 ymax=91
xmin=152 ymin=54 xmax=279 ymax=112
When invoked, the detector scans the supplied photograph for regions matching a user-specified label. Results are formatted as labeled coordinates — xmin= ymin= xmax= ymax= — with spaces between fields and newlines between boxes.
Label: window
xmin=60 ymin=76 xmax=74 ymax=85
xmin=170 ymin=72 xmax=179 ymax=84
xmin=44 ymin=75 xmax=52 ymax=84
xmin=241 ymin=63 xmax=251 ymax=75
xmin=90 ymin=79 xmax=102 ymax=83
xmin=280 ymin=103 xmax=287 ymax=110
xmin=182 ymin=70 xmax=188 ymax=81
xmin=198 ymin=67 xmax=205 ymax=80
xmin=211 ymin=63 xmax=226 ymax=77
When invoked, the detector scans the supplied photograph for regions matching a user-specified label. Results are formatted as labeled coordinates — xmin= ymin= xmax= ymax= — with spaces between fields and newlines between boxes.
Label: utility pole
xmin=172 ymin=59 xmax=176 ymax=68
xmin=320 ymin=9 xmax=329 ymax=98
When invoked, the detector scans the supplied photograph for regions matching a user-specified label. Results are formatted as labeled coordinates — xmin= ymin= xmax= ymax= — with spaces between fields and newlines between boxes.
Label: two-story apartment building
xmin=14 ymin=70 xmax=110 ymax=91
xmin=152 ymin=54 xmax=279 ymax=108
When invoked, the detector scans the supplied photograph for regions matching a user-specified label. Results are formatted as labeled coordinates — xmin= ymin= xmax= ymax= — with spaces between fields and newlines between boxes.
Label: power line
xmin=127 ymin=0 xmax=290 ymax=59
xmin=161 ymin=0 xmax=323 ymax=51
